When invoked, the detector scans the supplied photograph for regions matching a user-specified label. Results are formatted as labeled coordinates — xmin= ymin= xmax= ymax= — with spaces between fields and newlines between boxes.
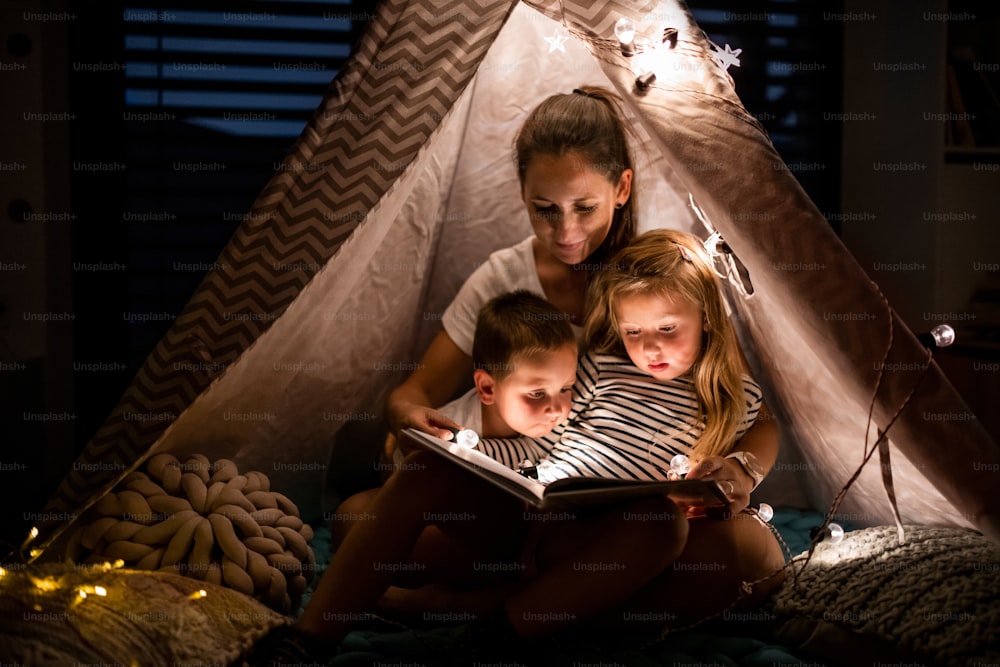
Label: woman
xmin=390 ymin=86 xmax=777 ymax=520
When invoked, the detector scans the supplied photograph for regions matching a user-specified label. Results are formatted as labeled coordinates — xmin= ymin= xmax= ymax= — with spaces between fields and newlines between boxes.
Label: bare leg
xmin=327 ymin=488 xmax=379 ymax=550
xmin=598 ymin=509 xmax=787 ymax=634
xmin=297 ymin=451 xmax=522 ymax=640
xmin=503 ymin=496 xmax=688 ymax=639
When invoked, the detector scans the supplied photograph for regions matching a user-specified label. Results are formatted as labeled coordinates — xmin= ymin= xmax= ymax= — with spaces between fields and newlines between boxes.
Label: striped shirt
xmin=476 ymin=352 xmax=763 ymax=484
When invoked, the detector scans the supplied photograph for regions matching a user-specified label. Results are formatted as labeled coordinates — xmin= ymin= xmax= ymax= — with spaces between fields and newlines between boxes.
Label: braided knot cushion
xmin=769 ymin=525 xmax=1000 ymax=667
xmin=67 ymin=453 xmax=315 ymax=615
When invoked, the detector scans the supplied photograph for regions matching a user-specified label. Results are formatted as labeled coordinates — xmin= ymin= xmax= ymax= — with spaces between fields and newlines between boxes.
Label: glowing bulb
xmin=669 ymin=453 xmax=691 ymax=477
xmin=94 ymin=586 xmax=107 ymax=596
xmin=455 ymin=429 xmax=479 ymax=448
xmin=79 ymin=589 xmax=87 ymax=599
xmin=930 ymin=324 xmax=955 ymax=347
xmin=827 ymin=522 xmax=845 ymax=544
xmin=0 ymin=566 xmax=6 ymax=578
xmin=756 ymin=502 xmax=774 ymax=523
xmin=19 ymin=526 xmax=39 ymax=550
xmin=614 ymin=17 xmax=636 ymax=56
xmin=917 ymin=323 xmax=956 ymax=349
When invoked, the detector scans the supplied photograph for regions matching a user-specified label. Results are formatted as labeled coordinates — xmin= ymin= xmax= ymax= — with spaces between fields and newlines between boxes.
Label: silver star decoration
xmin=545 ymin=28 xmax=569 ymax=53
xmin=713 ymin=43 xmax=742 ymax=70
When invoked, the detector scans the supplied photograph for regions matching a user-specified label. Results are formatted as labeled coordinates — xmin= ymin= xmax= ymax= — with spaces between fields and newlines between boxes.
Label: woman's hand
xmin=386 ymin=329 xmax=473 ymax=435
xmin=686 ymin=455 xmax=754 ymax=516
xmin=393 ymin=404 xmax=463 ymax=455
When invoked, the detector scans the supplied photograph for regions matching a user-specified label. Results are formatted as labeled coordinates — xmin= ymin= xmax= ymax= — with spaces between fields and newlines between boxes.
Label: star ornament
xmin=545 ymin=28 xmax=569 ymax=53
xmin=713 ymin=43 xmax=742 ymax=70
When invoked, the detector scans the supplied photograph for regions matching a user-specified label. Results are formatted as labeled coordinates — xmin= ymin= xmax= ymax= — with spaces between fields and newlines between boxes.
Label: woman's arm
xmin=386 ymin=329 xmax=473 ymax=439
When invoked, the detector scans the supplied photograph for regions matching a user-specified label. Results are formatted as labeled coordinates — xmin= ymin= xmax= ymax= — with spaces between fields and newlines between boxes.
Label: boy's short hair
xmin=472 ymin=290 xmax=576 ymax=380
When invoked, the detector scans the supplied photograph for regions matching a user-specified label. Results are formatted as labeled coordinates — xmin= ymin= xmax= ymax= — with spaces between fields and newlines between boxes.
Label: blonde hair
xmin=584 ymin=229 xmax=747 ymax=457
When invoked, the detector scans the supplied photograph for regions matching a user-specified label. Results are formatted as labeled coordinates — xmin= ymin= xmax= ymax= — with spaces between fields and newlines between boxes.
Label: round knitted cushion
xmin=67 ymin=453 xmax=315 ymax=615
xmin=768 ymin=524 xmax=1000 ymax=667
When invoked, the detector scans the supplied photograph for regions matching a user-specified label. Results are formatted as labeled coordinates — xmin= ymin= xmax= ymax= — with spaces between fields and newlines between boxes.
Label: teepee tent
xmin=30 ymin=0 xmax=999 ymax=556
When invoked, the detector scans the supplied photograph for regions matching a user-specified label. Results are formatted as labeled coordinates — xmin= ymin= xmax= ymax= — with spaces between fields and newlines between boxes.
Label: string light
xmin=454 ymin=428 xmax=479 ymax=448
xmin=755 ymin=502 xmax=774 ymax=524
xmin=614 ymin=17 xmax=636 ymax=56
xmin=810 ymin=522 xmax=845 ymax=545
xmin=917 ymin=323 xmax=955 ymax=349
xmin=19 ymin=526 xmax=39 ymax=551
xmin=669 ymin=453 xmax=691 ymax=478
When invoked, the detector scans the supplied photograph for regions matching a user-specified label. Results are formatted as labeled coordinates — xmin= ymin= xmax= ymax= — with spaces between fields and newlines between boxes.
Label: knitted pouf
xmin=0 ymin=561 xmax=288 ymax=667
xmin=768 ymin=524 xmax=1000 ymax=667
xmin=66 ymin=453 xmax=315 ymax=615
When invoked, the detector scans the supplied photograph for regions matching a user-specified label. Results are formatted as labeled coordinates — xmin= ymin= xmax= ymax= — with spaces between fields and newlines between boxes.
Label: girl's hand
xmin=685 ymin=455 xmax=754 ymax=516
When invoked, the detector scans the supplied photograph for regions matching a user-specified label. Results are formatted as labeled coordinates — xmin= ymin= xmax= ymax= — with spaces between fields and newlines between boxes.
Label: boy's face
xmin=485 ymin=344 xmax=578 ymax=438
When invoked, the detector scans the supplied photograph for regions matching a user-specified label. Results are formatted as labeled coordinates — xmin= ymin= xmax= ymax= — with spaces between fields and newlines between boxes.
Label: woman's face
xmin=522 ymin=152 xmax=632 ymax=267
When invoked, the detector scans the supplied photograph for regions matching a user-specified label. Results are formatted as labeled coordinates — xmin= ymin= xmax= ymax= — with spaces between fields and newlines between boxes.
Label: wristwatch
xmin=724 ymin=450 xmax=765 ymax=491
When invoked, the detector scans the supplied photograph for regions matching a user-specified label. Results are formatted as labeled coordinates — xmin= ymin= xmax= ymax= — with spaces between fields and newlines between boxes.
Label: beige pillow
xmin=768 ymin=525 xmax=1000 ymax=666
xmin=0 ymin=561 xmax=289 ymax=666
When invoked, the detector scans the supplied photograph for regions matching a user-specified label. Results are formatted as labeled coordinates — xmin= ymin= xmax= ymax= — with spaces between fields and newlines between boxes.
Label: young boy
xmin=331 ymin=289 xmax=578 ymax=541
xmin=399 ymin=288 xmax=578 ymax=448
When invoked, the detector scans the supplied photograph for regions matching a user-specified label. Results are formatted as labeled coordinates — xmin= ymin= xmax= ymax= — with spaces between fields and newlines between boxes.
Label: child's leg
xmin=328 ymin=487 xmax=379 ymax=550
xmin=600 ymin=510 xmax=786 ymax=633
xmin=297 ymin=450 xmax=523 ymax=640
xmin=502 ymin=496 xmax=688 ymax=639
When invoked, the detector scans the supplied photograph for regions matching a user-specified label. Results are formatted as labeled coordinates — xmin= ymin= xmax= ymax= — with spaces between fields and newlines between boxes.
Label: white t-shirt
xmin=441 ymin=236 xmax=582 ymax=355
xmin=439 ymin=387 xmax=482 ymax=433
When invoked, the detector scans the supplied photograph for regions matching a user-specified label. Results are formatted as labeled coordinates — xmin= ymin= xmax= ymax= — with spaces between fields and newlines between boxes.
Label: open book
xmin=401 ymin=428 xmax=729 ymax=510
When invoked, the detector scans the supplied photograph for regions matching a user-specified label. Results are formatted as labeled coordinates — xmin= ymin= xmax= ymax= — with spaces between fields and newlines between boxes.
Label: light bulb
xmin=930 ymin=324 xmax=955 ymax=347
xmin=455 ymin=428 xmax=479 ymax=448
xmin=810 ymin=521 xmax=846 ymax=545
xmin=669 ymin=453 xmax=691 ymax=477
xmin=614 ymin=17 xmax=636 ymax=56
xmin=756 ymin=502 xmax=774 ymax=523
xmin=917 ymin=323 xmax=956 ymax=349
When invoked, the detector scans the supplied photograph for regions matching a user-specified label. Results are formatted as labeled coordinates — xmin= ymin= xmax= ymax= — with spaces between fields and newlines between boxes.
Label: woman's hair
xmin=473 ymin=290 xmax=576 ymax=381
xmin=583 ymin=229 xmax=748 ymax=457
xmin=513 ymin=85 xmax=637 ymax=268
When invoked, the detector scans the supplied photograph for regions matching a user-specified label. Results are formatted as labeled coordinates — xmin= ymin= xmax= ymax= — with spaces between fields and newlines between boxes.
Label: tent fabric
xmin=35 ymin=0 xmax=999 ymax=554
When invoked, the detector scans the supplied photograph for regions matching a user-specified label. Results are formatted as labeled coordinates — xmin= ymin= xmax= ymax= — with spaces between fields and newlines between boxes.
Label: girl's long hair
xmin=584 ymin=229 xmax=748 ymax=457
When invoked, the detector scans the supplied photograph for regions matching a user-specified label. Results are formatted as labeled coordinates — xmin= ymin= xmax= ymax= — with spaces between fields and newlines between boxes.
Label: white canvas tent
xmin=30 ymin=0 xmax=1000 ymax=555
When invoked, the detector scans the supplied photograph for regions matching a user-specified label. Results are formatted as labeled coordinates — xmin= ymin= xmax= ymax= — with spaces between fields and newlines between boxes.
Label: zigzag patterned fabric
xmin=36 ymin=0 xmax=520 ymax=548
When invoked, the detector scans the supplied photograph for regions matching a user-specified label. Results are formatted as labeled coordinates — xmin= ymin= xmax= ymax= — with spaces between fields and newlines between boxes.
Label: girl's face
xmin=522 ymin=152 xmax=632 ymax=267
xmin=615 ymin=291 xmax=704 ymax=382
